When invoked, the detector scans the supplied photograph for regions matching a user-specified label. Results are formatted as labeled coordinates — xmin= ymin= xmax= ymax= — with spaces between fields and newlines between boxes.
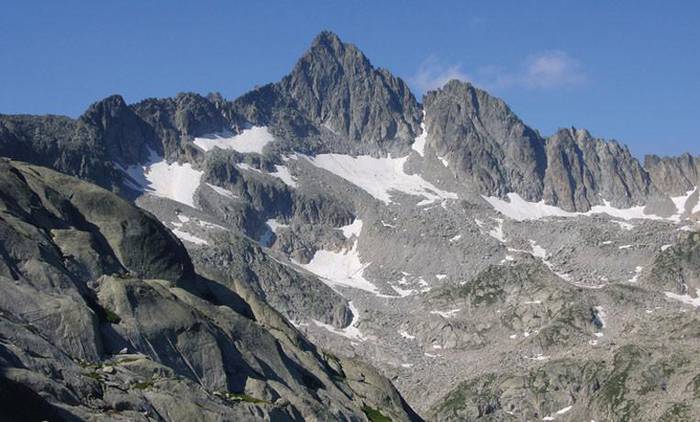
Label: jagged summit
xmin=277 ymin=31 xmax=421 ymax=151
xmin=1 ymin=31 xmax=698 ymax=210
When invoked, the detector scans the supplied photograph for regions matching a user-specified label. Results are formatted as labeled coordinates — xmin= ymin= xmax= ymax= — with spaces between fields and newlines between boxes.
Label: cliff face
xmin=1 ymin=31 xmax=699 ymax=421
xmin=0 ymin=158 xmax=422 ymax=421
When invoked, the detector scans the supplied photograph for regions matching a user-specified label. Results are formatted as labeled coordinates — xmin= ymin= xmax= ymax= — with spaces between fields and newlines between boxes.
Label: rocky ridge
xmin=1 ymin=30 xmax=699 ymax=422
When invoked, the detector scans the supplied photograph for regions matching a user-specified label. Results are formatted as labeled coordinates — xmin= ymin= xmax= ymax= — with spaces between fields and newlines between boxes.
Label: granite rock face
xmin=1 ymin=30 xmax=700 ymax=421
xmin=423 ymin=80 xmax=662 ymax=211
xmin=423 ymin=80 xmax=547 ymax=201
xmin=542 ymin=127 xmax=655 ymax=210
xmin=0 ymin=159 xmax=422 ymax=421
xmin=277 ymin=31 xmax=422 ymax=154
xmin=645 ymin=153 xmax=700 ymax=196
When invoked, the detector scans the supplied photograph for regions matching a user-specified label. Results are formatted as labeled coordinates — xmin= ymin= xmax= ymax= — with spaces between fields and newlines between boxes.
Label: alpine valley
xmin=1 ymin=31 xmax=699 ymax=421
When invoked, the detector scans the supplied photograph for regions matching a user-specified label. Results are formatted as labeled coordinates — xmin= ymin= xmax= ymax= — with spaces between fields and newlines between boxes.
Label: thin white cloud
xmin=521 ymin=51 xmax=586 ymax=89
xmin=410 ymin=50 xmax=586 ymax=95
xmin=408 ymin=55 xmax=471 ymax=94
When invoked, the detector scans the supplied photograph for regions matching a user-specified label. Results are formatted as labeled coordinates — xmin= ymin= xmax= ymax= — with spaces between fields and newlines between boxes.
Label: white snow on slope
xmin=664 ymin=289 xmax=700 ymax=307
xmin=521 ymin=241 xmax=576 ymax=283
xmin=302 ymin=154 xmax=458 ymax=205
xmin=689 ymin=187 xmax=700 ymax=214
xmin=542 ymin=405 xmax=573 ymax=421
xmin=399 ymin=330 xmax=416 ymax=340
xmin=671 ymin=187 xmax=697 ymax=215
xmin=488 ymin=218 xmax=506 ymax=242
xmin=340 ymin=219 xmax=363 ymax=239
xmin=612 ymin=220 xmax=635 ymax=230
xmin=483 ymin=192 xmax=677 ymax=222
xmin=171 ymin=229 xmax=208 ymax=245
xmin=169 ymin=216 xmax=209 ymax=245
xmin=430 ymin=309 xmax=461 ymax=318
xmin=266 ymin=219 xmax=289 ymax=233
xmin=313 ymin=301 xmax=365 ymax=341
xmin=193 ymin=126 xmax=274 ymax=154
xmin=483 ymin=193 xmax=574 ymax=221
xmin=236 ymin=163 xmax=298 ymax=188
xmin=412 ymin=117 xmax=427 ymax=156
xmin=628 ymin=266 xmax=643 ymax=283
xmin=121 ymin=149 xmax=202 ymax=208
xmin=205 ymin=183 xmax=238 ymax=199
xmin=236 ymin=163 xmax=262 ymax=174
xmin=297 ymin=238 xmax=378 ymax=294
xmin=271 ymin=165 xmax=298 ymax=187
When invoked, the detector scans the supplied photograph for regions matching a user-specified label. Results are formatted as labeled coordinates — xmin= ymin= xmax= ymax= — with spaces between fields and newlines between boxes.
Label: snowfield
xmin=193 ymin=126 xmax=275 ymax=154
xmin=120 ymin=149 xmax=202 ymax=208
xmin=205 ymin=183 xmax=238 ymax=199
xmin=483 ymin=191 xmax=698 ymax=222
xmin=302 ymin=153 xmax=458 ymax=205
xmin=664 ymin=289 xmax=700 ymax=307
xmin=296 ymin=225 xmax=379 ymax=294
xmin=271 ymin=165 xmax=298 ymax=187
xmin=412 ymin=118 xmax=428 ymax=156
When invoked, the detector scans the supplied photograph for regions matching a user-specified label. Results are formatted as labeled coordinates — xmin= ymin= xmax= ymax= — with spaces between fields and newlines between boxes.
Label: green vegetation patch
xmin=362 ymin=406 xmax=392 ymax=422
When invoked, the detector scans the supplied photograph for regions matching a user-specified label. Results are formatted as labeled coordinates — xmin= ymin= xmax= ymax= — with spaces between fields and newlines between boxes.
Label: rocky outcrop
xmin=423 ymin=80 xmax=546 ymax=200
xmin=645 ymin=153 xmax=700 ymax=196
xmin=131 ymin=92 xmax=236 ymax=161
xmin=429 ymin=343 xmax=700 ymax=422
xmin=543 ymin=128 xmax=654 ymax=210
xmin=278 ymin=31 xmax=421 ymax=154
xmin=423 ymin=80 xmax=666 ymax=211
xmin=0 ymin=158 xmax=421 ymax=421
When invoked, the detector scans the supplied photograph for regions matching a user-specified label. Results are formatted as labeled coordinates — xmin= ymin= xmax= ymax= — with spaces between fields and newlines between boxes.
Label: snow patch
xmin=205 ymin=183 xmax=238 ymax=199
xmin=398 ymin=330 xmax=416 ymax=340
xmin=313 ymin=302 xmax=365 ymax=341
xmin=121 ymin=149 xmax=202 ymax=208
xmin=543 ymin=405 xmax=573 ymax=421
xmin=297 ymin=236 xmax=378 ymax=294
xmin=171 ymin=229 xmax=208 ymax=245
xmin=488 ymin=218 xmax=506 ymax=242
xmin=270 ymin=165 xmax=298 ymax=187
xmin=612 ymin=220 xmax=635 ymax=230
xmin=664 ymin=289 xmax=700 ymax=307
xmin=266 ymin=219 xmax=289 ymax=233
xmin=526 ymin=354 xmax=550 ymax=361
xmin=628 ymin=266 xmax=642 ymax=283
xmin=302 ymin=154 xmax=458 ymax=205
xmin=671 ymin=187 xmax=697 ymax=215
xmin=340 ymin=219 xmax=363 ymax=239
xmin=484 ymin=192 xmax=676 ymax=222
xmin=193 ymin=126 xmax=274 ymax=154
xmin=430 ymin=309 xmax=461 ymax=318
xmin=412 ymin=117 xmax=427 ymax=156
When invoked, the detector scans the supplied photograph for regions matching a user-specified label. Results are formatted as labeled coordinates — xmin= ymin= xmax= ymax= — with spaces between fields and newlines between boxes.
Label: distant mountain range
xmin=1 ymin=31 xmax=699 ymax=421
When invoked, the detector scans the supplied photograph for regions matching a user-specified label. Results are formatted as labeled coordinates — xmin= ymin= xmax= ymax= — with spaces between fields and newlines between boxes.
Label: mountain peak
xmin=299 ymin=30 xmax=370 ymax=73
xmin=277 ymin=32 xmax=421 ymax=152
xmin=310 ymin=30 xmax=344 ymax=49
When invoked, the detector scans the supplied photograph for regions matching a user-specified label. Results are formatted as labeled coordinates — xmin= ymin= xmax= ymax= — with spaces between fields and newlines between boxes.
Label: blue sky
xmin=1 ymin=1 xmax=698 ymax=157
